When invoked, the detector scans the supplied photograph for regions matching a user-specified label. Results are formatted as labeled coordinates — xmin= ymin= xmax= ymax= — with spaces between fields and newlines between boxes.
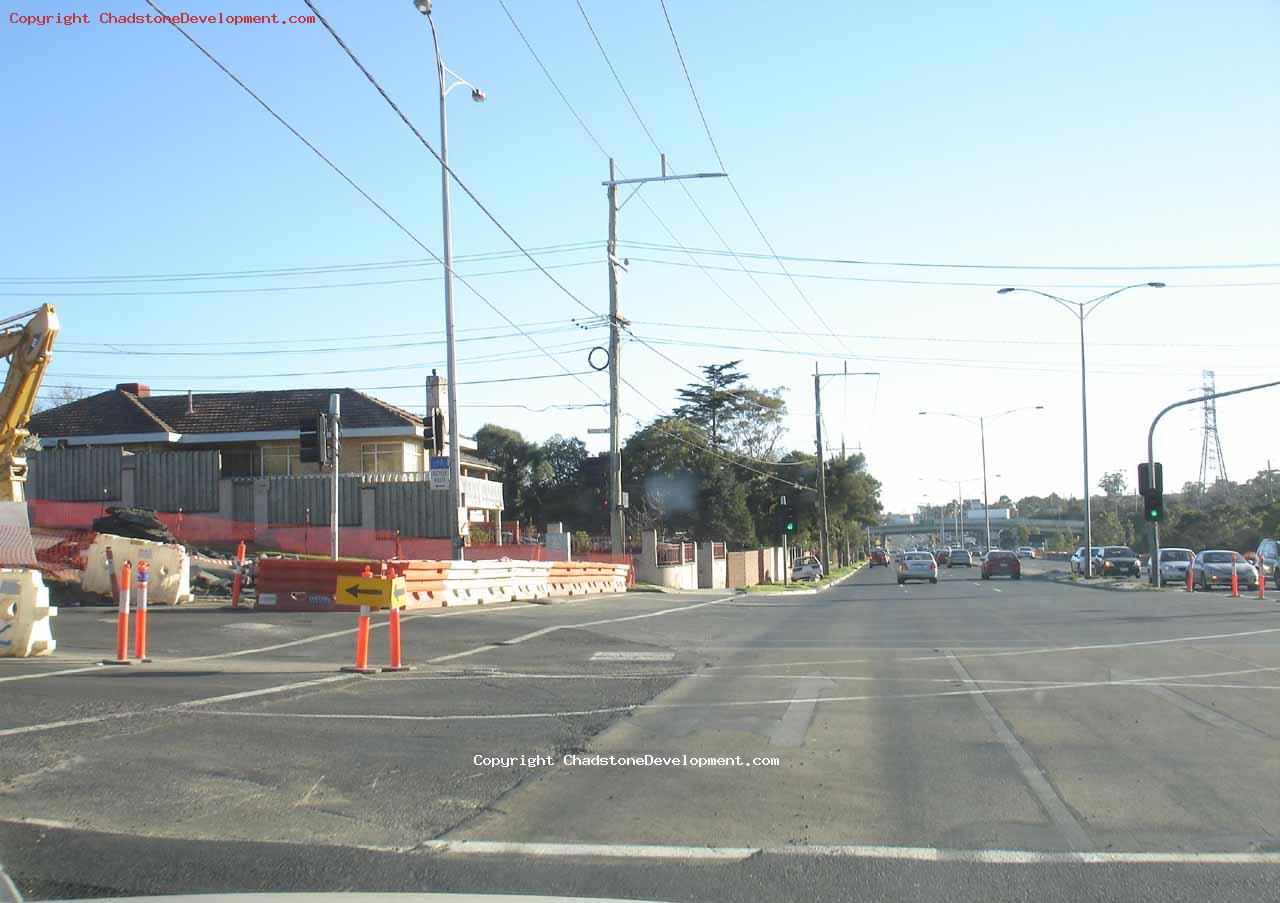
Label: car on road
xmin=934 ymin=548 xmax=951 ymax=566
xmin=791 ymin=555 xmax=824 ymax=582
xmin=1096 ymin=545 xmax=1142 ymax=578
xmin=1255 ymin=538 xmax=1279 ymax=582
xmin=1157 ymin=547 xmax=1195 ymax=583
xmin=869 ymin=548 xmax=890 ymax=567
xmin=948 ymin=548 xmax=973 ymax=567
xmin=898 ymin=551 xmax=938 ymax=585
xmin=1070 ymin=546 xmax=1104 ymax=575
xmin=1191 ymin=550 xmax=1258 ymax=591
xmin=1016 ymin=546 xmax=1036 ymax=559
xmin=982 ymin=549 xmax=1021 ymax=579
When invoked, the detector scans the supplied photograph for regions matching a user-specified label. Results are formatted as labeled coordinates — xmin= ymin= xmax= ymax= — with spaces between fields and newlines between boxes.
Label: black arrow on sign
xmin=344 ymin=585 xmax=384 ymax=599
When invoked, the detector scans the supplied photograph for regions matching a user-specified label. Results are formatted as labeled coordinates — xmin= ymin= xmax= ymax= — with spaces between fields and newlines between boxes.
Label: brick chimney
xmin=115 ymin=382 xmax=151 ymax=398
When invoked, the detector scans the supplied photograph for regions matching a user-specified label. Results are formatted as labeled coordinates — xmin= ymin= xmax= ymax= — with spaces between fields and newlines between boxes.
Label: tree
xmin=1092 ymin=509 xmax=1131 ymax=545
xmin=475 ymin=424 xmax=539 ymax=524
xmin=674 ymin=361 xmax=749 ymax=447
xmin=1098 ymin=470 xmax=1127 ymax=499
xmin=36 ymin=384 xmax=89 ymax=413
xmin=674 ymin=360 xmax=787 ymax=458
xmin=528 ymin=434 xmax=587 ymax=527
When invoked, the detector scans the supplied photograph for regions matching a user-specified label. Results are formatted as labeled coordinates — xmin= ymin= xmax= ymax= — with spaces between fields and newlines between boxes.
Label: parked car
xmin=982 ymin=549 xmax=1021 ymax=580
xmin=791 ymin=555 xmax=824 ymax=582
xmin=1255 ymin=538 xmax=1279 ymax=582
xmin=935 ymin=548 xmax=951 ymax=566
xmin=869 ymin=548 xmax=890 ymax=567
xmin=1070 ymin=546 xmax=1105 ymax=575
xmin=948 ymin=548 xmax=973 ymax=567
xmin=898 ymin=551 xmax=938 ymax=585
xmin=1096 ymin=546 xmax=1141 ymax=578
xmin=1016 ymin=546 xmax=1036 ymax=559
xmin=1157 ymin=547 xmax=1194 ymax=583
xmin=1190 ymin=550 xmax=1258 ymax=591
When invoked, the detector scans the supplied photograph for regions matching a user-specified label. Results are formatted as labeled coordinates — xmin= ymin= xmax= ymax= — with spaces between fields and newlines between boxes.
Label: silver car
xmin=1190 ymin=550 xmax=1258 ymax=592
xmin=898 ymin=551 xmax=938 ymax=585
xmin=1157 ymin=548 xmax=1194 ymax=583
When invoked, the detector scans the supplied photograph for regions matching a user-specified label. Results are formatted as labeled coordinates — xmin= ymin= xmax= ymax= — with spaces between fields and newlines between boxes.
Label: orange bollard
xmin=341 ymin=605 xmax=378 ymax=674
xmin=230 ymin=541 xmax=246 ymax=608
xmin=1259 ymin=566 xmax=1267 ymax=600
xmin=1186 ymin=562 xmax=1195 ymax=593
xmin=105 ymin=562 xmax=132 ymax=665
xmin=133 ymin=561 xmax=150 ymax=662
xmin=1231 ymin=552 xmax=1240 ymax=597
xmin=382 ymin=607 xmax=413 ymax=672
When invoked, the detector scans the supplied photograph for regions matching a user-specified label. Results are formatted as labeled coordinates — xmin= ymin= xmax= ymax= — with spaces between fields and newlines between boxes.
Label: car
xmin=1070 ymin=546 xmax=1104 ymax=575
xmin=898 ymin=551 xmax=938 ymax=585
xmin=1016 ymin=546 xmax=1035 ymax=559
xmin=934 ymin=548 xmax=951 ymax=566
xmin=1255 ymin=538 xmax=1279 ymax=582
xmin=982 ymin=549 xmax=1021 ymax=579
xmin=869 ymin=548 xmax=890 ymax=567
xmin=791 ymin=555 xmax=823 ymax=582
xmin=1096 ymin=545 xmax=1141 ymax=578
xmin=1190 ymin=550 xmax=1258 ymax=591
xmin=1157 ymin=547 xmax=1194 ymax=583
xmin=948 ymin=548 xmax=973 ymax=567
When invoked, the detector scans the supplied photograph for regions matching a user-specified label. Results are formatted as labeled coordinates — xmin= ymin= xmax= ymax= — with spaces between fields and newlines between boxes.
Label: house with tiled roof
xmin=29 ymin=380 xmax=499 ymax=480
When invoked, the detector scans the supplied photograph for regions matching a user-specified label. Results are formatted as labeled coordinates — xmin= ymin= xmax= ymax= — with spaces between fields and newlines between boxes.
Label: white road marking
xmin=1111 ymin=668 xmax=1272 ymax=740
xmin=768 ymin=676 xmax=836 ymax=747
xmin=590 ymin=652 xmax=675 ymax=662
xmin=991 ymin=588 xmax=1002 ymax=593
xmin=902 ymin=626 xmax=1280 ymax=662
xmin=0 ymin=665 xmax=105 ymax=684
xmin=415 ymin=839 xmax=1280 ymax=865
xmin=427 ymin=646 xmax=499 ymax=663
xmin=0 ymin=674 xmax=356 ymax=739
xmin=946 ymin=652 xmax=1091 ymax=851
xmin=498 ymin=595 xmax=735 ymax=646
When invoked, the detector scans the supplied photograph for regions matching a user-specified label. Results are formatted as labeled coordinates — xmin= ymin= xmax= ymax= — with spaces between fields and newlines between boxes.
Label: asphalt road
xmin=3 ymin=563 xmax=1280 ymax=902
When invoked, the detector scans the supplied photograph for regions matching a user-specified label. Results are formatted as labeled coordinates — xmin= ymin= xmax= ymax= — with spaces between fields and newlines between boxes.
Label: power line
xmin=571 ymin=0 xmax=819 ymax=350
xmin=41 ymin=369 xmax=603 ymax=395
xmin=656 ymin=0 xmax=849 ymax=356
xmin=0 ymin=241 xmax=601 ymax=285
xmin=302 ymin=0 xmax=603 ymax=321
xmin=497 ymin=0 xmax=806 ymax=353
xmin=142 ymin=0 xmax=607 ymax=409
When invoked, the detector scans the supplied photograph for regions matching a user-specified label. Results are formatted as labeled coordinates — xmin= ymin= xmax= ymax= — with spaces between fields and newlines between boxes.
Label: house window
xmin=262 ymin=445 xmax=300 ymax=476
xmin=362 ymin=442 xmax=404 ymax=474
xmin=220 ymin=448 xmax=257 ymax=477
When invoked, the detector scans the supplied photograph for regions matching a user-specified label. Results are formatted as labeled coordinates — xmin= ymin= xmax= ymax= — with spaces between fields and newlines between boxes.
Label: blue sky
xmin=3 ymin=0 xmax=1277 ymax=513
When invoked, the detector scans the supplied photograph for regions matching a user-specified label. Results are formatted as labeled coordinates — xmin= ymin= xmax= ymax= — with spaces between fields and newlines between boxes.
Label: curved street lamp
xmin=996 ymin=283 xmax=1163 ymax=575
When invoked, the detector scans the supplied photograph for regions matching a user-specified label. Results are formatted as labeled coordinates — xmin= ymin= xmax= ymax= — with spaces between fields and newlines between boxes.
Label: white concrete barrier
xmin=0 ymin=568 xmax=57 ymax=657
xmin=83 ymin=534 xmax=192 ymax=605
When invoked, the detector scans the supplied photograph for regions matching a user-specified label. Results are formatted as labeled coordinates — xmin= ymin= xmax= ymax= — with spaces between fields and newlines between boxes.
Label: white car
xmin=1157 ymin=547 xmax=1194 ymax=583
xmin=948 ymin=548 xmax=973 ymax=567
xmin=1070 ymin=546 xmax=1104 ymax=575
xmin=1016 ymin=546 xmax=1036 ymax=559
xmin=791 ymin=556 xmax=823 ymax=582
xmin=898 ymin=551 xmax=939 ymax=585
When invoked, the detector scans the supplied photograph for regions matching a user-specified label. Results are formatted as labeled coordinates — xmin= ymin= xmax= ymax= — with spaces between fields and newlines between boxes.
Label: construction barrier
xmin=257 ymin=557 xmax=625 ymax=611
xmin=0 ymin=568 xmax=57 ymax=657
xmin=105 ymin=561 xmax=132 ymax=665
xmin=83 ymin=534 xmax=192 ymax=605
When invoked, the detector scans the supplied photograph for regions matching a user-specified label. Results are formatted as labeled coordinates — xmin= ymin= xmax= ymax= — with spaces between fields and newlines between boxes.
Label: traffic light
xmin=1138 ymin=461 xmax=1165 ymax=522
xmin=299 ymin=413 xmax=328 ymax=465
xmin=777 ymin=503 xmax=797 ymax=536
xmin=582 ymin=453 xmax=609 ymax=484
xmin=423 ymin=408 xmax=445 ymax=455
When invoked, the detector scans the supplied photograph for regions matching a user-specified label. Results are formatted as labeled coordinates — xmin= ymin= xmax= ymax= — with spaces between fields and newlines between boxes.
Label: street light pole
xmin=420 ymin=0 xmax=485 ymax=560
xmin=997 ymin=283 xmax=1163 ymax=577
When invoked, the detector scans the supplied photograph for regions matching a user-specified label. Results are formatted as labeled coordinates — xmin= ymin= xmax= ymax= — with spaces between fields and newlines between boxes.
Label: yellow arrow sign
xmin=335 ymin=575 xmax=407 ymax=609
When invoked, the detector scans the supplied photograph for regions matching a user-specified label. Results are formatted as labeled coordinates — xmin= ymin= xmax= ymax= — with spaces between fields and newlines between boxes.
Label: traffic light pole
xmin=1146 ymin=378 xmax=1280 ymax=586
xmin=329 ymin=393 xmax=340 ymax=561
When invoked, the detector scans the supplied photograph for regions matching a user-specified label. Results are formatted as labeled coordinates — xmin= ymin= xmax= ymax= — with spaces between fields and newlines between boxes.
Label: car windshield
xmin=1161 ymin=550 xmax=1192 ymax=562
xmin=1104 ymin=547 xmax=1135 ymax=558
xmin=906 ymin=553 xmax=933 ymax=561
xmin=990 ymin=551 xmax=1016 ymax=560
xmin=1202 ymin=552 xmax=1236 ymax=563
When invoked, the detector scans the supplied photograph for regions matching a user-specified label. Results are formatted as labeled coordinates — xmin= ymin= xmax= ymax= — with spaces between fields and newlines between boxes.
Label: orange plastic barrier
xmin=255 ymin=558 xmax=384 ymax=611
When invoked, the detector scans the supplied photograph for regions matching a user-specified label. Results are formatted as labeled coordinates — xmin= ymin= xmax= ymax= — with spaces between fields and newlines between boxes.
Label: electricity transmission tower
xmin=1197 ymin=370 xmax=1228 ymax=492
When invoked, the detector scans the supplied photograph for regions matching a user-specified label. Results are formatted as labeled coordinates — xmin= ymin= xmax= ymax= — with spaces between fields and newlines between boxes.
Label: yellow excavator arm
xmin=0 ymin=304 xmax=60 ymax=502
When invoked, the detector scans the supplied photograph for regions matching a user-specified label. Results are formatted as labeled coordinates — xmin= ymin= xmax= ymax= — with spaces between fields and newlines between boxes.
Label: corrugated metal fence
xmin=134 ymin=450 xmax=220 ymax=512
xmin=370 ymin=479 xmax=449 ymax=537
xmin=267 ymin=474 xmax=363 ymax=526
xmin=27 ymin=447 xmax=122 ymax=502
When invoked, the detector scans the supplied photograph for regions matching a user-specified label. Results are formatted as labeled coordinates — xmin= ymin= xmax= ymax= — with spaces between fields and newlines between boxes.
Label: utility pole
xmin=814 ymin=363 xmax=830 ymax=575
xmin=603 ymin=156 xmax=725 ymax=554
xmin=812 ymin=366 xmax=879 ymax=575
xmin=329 ymin=393 xmax=340 ymax=560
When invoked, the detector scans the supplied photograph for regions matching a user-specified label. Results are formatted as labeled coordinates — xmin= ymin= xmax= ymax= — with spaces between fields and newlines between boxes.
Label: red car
xmin=982 ymin=549 xmax=1021 ymax=580
xmin=870 ymin=549 xmax=889 ymax=567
